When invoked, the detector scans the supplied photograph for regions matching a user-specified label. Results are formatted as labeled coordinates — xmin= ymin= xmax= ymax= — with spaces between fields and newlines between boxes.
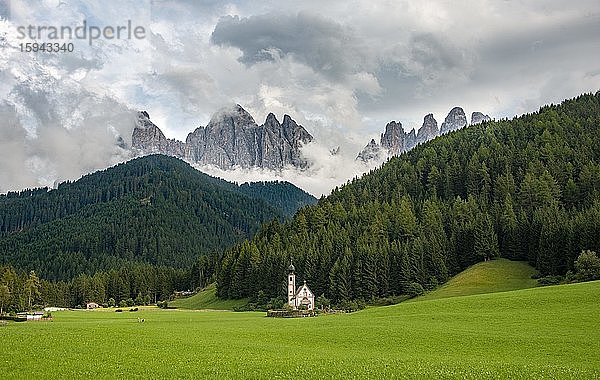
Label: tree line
xmin=0 ymin=254 xmax=221 ymax=312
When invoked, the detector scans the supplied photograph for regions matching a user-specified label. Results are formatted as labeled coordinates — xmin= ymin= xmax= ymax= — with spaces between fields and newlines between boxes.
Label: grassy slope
xmin=417 ymin=258 xmax=538 ymax=301
xmin=169 ymin=284 xmax=248 ymax=310
xmin=2 ymin=281 xmax=599 ymax=379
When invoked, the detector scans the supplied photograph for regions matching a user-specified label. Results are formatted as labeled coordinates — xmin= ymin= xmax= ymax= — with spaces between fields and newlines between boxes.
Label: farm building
xmin=86 ymin=302 xmax=99 ymax=309
xmin=287 ymin=263 xmax=315 ymax=310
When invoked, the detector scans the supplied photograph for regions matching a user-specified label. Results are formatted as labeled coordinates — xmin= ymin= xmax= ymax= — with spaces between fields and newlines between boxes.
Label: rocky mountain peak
xmin=358 ymin=106 xmax=489 ymax=162
xmin=132 ymin=105 xmax=313 ymax=171
xmin=471 ymin=112 xmax=491 ymax=125
xmin=440 ymin=107 xmax=467 ymax=134
xmin=357 ymin=139 xmax=382 ymax=163
xmin=417 ymin=113 xmax=439 ymax=144
xmin=265 ymin=112 xmax=280 ymax=125
xmin=132 ymin=111 xmax=185 ymax=157
xmin=208 ymin=104 xmax=257 ymax=130
xmin=281 ymin=114 xmax=313 ymax=146
xmin=380 ymin=121 xmax=402 ymax=152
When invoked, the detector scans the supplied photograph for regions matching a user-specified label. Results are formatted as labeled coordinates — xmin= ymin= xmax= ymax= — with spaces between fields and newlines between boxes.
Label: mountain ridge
xmin=358 ymin=107 xmax=491 ymax=162
xmin=133 ymin=105 xmax=313 ymax=171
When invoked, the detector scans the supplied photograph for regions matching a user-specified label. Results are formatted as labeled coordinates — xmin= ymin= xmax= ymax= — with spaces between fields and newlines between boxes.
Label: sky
xmin=0 ymin=0 xmax=599 ymax=196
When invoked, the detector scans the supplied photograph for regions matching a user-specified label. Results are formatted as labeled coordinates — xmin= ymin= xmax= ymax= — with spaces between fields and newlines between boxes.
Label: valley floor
xmin=2 ymin=281 xmax=599 ymax=379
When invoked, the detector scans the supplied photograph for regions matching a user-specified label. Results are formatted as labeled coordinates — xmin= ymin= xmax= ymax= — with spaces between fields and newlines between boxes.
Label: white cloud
xmin=0 ymin=0 xmax=599 ymax=195
xmin=194 ymin=139 xmax=384 ymax=198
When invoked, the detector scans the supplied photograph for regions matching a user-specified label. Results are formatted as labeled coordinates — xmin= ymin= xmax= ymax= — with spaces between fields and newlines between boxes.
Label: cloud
xmin=0 ymin=10 xmax=138 ymax=192
xmin=194 ymin=140 xmax=384 ymax=198
xmin=0 ymin=0 xmax=599 ymax=196
xmin=211 ymin=12 xmax=370 ymax=82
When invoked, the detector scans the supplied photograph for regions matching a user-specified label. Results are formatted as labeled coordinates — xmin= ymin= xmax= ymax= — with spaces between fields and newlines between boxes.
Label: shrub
xmin=407 ymin=282 xmax=425 ymax=298
xmin=368 ymin=296 xmax=409 ymax=306
xmin=233 ymin=303 xmax=259 ymax=312
xmin=530 ymin=273 xmax=543 ymax=279
xmin=424 ymin=277 xmax=438 ymax=291
xmin=337 ymin=300 xmax=365 ymax=313
xmin=537 ymin=275 xmax=563 ymax=286
xmin=134 ymin=293 xmax=145 ymax=306
xmin=256 ymin=291 xmax=269 ymax=306
xmin=564 ymin=270 xmax=576 ymax=283
xmin=316 ymin=294 xmax=331 ymax=310
xmin=574 ymin=250 xmax=600 ymax=282
xmin=267 ymin=297 xmax=285 ymax=310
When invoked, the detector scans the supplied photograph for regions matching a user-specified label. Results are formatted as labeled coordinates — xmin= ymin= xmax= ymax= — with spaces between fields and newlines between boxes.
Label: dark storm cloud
xmin=210 ymin=12 xmax=366 ymax=80
xmin=410 ymin=33 xmax=469 ymax=73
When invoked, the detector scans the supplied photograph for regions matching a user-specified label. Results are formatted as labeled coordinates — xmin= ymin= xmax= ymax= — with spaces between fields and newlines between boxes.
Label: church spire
xmin=287 ymin=260 xmax=296 ymax=309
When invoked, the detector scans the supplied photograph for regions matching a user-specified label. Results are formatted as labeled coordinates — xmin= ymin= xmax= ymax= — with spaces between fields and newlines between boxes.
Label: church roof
xmin=288 ymin=262 xmax=295 ymax=272
xmin=296 ymin=280 xmax=313 ymax=296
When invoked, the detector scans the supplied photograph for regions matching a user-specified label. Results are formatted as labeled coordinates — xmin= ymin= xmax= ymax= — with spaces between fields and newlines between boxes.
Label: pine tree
xmin=329 ymin=250 xmax=351 ymax=303
xmin=474 ymin=213 xmax=499 ymax=261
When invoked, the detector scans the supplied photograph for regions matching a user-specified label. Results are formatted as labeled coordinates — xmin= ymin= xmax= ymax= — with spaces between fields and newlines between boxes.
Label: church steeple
xmin=287 ymin=260 xmax=296 ymax=309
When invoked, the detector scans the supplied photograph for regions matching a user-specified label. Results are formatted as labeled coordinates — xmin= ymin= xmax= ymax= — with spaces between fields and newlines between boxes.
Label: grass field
xmin=169 ymin=283 xmax=248 ymax=310
xmin=1 ymin=281 xmax=598 ymax=379
xmin=417 ymin=258 xmax=538 ymax=301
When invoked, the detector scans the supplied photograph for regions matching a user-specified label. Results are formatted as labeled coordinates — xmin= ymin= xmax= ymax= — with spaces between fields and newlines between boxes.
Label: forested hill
xmin=0 ymin=155 xmax=316 ymax=281
xmin=238 ymin=181 xmax=317 ymax=216
xmin=217 ymin=92 xmax=600 ymax=302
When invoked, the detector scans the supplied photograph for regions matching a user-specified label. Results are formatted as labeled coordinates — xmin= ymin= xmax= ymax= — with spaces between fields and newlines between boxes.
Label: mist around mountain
xmin=357 ymin=107 xmax=491 ymax=163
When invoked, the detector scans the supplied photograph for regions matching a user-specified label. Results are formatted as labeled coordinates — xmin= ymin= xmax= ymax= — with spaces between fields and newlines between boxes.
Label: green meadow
xmin=2 ymin=280 xmax=599 ymax=379
xmin=416 ymin=258 xmax=538 ymax=301
xmin=169 ymin=283 xmax=248 ymax=310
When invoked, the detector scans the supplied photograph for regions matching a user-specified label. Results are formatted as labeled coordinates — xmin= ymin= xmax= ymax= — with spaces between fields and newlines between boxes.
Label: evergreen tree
xmin=474 ymin=213 xmax=499 ymax=261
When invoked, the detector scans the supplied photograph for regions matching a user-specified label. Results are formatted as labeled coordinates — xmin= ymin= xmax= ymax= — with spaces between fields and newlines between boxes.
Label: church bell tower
xmin=287 ymin=261 xmax=296 ymax=309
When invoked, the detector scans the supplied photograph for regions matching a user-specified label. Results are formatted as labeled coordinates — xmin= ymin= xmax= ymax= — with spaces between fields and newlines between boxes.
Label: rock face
xmin=416 ymin=114 xmax=439 ymax=144
xmin=380 ymin=121 xmax=417 ymax=156
xmin=356 ymin=139 xmax=382 ymax=162
xmin=440 ymin=107 xmax=467 ymax=135
xmin=132 ymin=111 xmax=185 ymax=157
xmin=132 ymin=105 xmax=313 ymax=170
xmin=357 ymin=120 xmax=420 ymax=162
xmin=471 ymin=112 xmax=491 ymax=125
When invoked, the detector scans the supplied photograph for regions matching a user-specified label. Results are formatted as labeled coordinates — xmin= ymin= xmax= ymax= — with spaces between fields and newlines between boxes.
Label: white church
xmin=287 ymin=262 xmax=315 ymax=310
